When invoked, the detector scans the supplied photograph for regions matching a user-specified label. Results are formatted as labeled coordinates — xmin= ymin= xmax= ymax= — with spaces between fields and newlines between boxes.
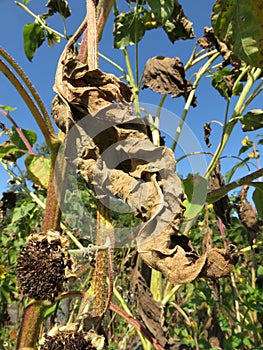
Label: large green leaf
xmin=240 ymin=109 xmax=263 ymax=132
xmin=252 ymin=185 xmax=263 ymax=220
xmin=25 ymin=155 xmax=51 ymax=189
xmin=212 ymin=0 xmax=263 ymax=68
xmin=23 ymin=21 xmax=45 ymax=61
xmin=114 ymin=12 xmax=146 ymax=49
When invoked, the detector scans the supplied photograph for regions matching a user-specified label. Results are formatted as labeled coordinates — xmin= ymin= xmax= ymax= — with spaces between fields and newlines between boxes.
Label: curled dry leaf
xmin=142 ymin=56 xmax=197 ymax=107
xmin=197 ymin=26 xmax=239 ymax=66
xmin=238 ymin=185 xmax=259 ymax=245
xmin=210 ymin=162 xmax=231 ymax=228
xmin=203 ymin=122 xmax=212 ymax=148
xmin=52 ymin=46 xmax=236 ymax=285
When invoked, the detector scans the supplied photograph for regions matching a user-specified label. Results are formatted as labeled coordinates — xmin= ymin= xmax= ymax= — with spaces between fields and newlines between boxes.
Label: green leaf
xmin=23 ymin=22 xmax=45 ymax=61
xmin=212 ymin=0 xmax=263 ymax=68
xmin=225 ymin=158 xmax=249 ymax=183
xmin=23 ymin=0 xmax=31 ymax=4
xmin=11 ymin=202 xmax=35 ymax=223
xmin=45 ymin=0 xmax=71 ymax=19
xmin=238 ymin=144 xmax=252 ymax=156
xmin=9 ymin=126 xmax=37 ymax=150
xmin=252 ymin=186 xmax=263 ymax=219
xmin=114 ymin=12 xmax=146 ymax=49
xmin=25 ymin=155 xmax=51 ymax=189
xmin=0 ymin=104 xmax=16 ymax=111
xmin=240 ymin=109 xmax=263 ymax=132
xmin=181 ymin=174 xmax=208 ymax=234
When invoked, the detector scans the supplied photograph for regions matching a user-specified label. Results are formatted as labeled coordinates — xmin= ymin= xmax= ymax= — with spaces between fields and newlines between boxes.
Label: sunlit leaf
xmin=252 ymin=185 xmax=263 ymax=220
xmin=0 ymin=104 xmax=16 ymax=111
xmin=181 ymin=174 xmax=208 ymax=233
xmin=240 ymin=109 xmax=263 ymax=132
xmin=114 ymin=12 xmax=146 ymax=49
xmin=212 ymin=0 xmax=263 ymax=68
xmin=23 ymin=22 xmax=45 ymax=61
xmin=25 ymin=155 xmax=51 ymax=189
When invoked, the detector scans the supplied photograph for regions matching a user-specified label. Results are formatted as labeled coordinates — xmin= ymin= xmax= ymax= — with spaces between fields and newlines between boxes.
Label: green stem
xmin=171 ymin=52 xmax=220 ymax=152
xmin=0 ymin=59 xmax=56 ymax=150
xmin=113 ymin=286 xmax=148 ymax=349
xmin=204 ymin=67 xmax=262 ymax=179
xmin=0 ymin=46 xmax=56 ymax=137
xmin=98 ymin=52 xmax=126 ymax=74
xmin=185 ymin=48 xmax=217 ymax=71
xmin=15 ymin=1 xmax=65 ymax=39
xmin=123 ymin=47 xmax=140 ymax=115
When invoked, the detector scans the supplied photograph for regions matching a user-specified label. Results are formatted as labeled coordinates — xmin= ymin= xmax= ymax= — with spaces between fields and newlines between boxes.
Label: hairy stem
xmin=0 ymin=46 xmax=56 ymax=137
xmin=0 ymin=58 xmax=56 ymax=150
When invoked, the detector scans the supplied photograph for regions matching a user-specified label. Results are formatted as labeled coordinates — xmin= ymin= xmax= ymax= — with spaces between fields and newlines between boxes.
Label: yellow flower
xmin=241 ymin=136 xmax=249 ymax=145
xmin=0 ymin=264 xmax=7 ymax=280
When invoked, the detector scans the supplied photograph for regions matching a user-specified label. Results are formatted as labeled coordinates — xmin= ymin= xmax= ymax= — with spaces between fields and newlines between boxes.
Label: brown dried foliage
xmin=142 ymin=56 xmax=197 ymax=106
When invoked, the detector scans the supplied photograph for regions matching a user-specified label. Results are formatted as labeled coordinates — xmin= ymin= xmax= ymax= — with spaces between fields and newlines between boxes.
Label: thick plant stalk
xmin=78 ymin=0 xmax=114 ymax=320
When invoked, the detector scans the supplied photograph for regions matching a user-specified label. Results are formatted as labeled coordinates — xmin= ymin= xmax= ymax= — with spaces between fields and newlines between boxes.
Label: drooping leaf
xmin=142 ymin=56 xmax=197 ymax=106
xmin=146 ymin=0 xmax=174 ymax=23
xmin=9 ymin=127 xmax=37 ymax=151
xmin=23 ymin=22 xmax=45 ymax=61
xmin=212 ymin=0 xmax=263 ymax=68
xmin=0 ymin=104 xmax=16 ymax=111
xmin=252 ymin=186 xmax=263 ymax=220
xmin=204 ymin=122 xmax=212 ymax=148
xmin=162 ymin=0 xmax=195 ymax=43
xmin=240 ymin=109 xmax=263 ymax=132
xmin=25 ymin=155 xmax=51 ymax=189
xmin=210 ymin=162 xmax=231 ymax=228
xmin=114 ymin=12 xmax=146 ymax=49
xmin=45 ymin=0 xmax=71 ymax=19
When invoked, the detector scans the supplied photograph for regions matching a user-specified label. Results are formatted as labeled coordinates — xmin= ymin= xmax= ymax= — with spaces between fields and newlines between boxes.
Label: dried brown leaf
xmin=142 ymin=56 xmax=197 ymax=106
xmin=210 ymin=162 xmax=231 ymax=228
xmin=203 ymin=122 xmax=212 ymax=148
xmin=238 ymin=185 xmax=259 ymax=244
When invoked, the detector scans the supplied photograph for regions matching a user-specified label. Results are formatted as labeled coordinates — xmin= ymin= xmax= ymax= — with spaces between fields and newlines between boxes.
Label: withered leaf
xmin=238 ymin=185 xmax=259 ymax=245
xmin=200 ymin=245 xmax=237 ymax=279
xmin=131 ymin=256 xmax=188 ymax=349
xmin=203 ymin=122 xmax=212 ymax=148
xmin=197 ymin=27 xmax=239 ymax=66
xmin=142 ymin=56 xmax=197 ymax=107
xmin=210 ymin=162 xmax=231 ymax=228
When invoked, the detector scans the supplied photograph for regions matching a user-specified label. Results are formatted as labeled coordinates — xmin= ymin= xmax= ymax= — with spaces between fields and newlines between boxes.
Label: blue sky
xmin=0 ymin=0 xmax=261 ymax=197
